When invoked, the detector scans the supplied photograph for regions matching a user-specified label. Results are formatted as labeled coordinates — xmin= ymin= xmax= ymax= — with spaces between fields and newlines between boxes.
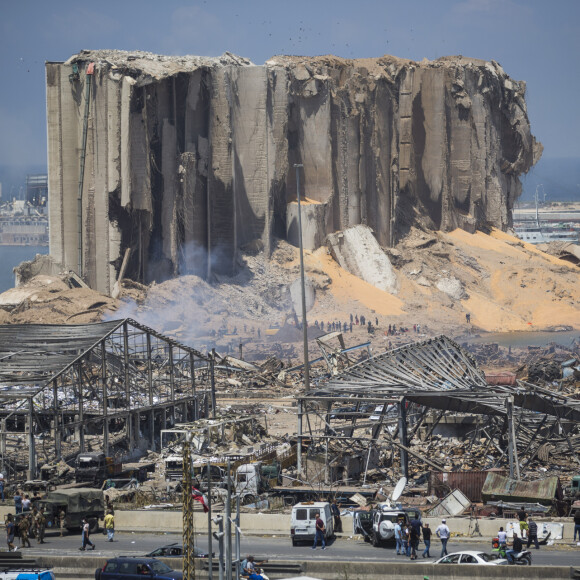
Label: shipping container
xmin=429 ymin=469 xmax=506 ymax=503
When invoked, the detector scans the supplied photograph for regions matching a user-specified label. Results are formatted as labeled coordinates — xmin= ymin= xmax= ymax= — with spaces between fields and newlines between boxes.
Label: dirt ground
xmin=0 ymin=227 xmax=578 ymax=358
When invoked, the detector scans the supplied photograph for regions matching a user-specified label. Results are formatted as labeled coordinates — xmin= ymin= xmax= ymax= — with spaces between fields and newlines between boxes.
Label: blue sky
xmin=1 ymin=0 xmax=579 ymax=172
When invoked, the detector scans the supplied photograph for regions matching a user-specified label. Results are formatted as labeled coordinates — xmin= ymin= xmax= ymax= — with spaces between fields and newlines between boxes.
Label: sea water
xmin=0 ymin=245 xmax=48 ymax=293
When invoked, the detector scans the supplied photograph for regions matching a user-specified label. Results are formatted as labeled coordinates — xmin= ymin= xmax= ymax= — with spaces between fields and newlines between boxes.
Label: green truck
xmin=38 ymin=488 xmax=105 ymax=533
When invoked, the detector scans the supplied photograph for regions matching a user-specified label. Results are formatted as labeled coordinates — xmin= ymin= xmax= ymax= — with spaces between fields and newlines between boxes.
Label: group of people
xmin=79 ymin=510 xmax=115 ymax=551
xmin=394 ymin=518 xmax=442 ymax=559
xmin=494 ymin=509 xmax=542 ymax=564
xmin=496 ymin=526 xmax=525 ymax=564
xmin=13 ymin=490 xmax=42 ymax=514
xmin=4 ymin=508 xmax=47 ymax=551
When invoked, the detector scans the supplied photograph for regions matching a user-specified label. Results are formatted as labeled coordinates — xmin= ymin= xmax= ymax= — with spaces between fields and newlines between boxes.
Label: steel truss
xmin=297 ymin=336 xmax=580 ymax=482
xmin=0 ymin=319 xmax=210 ymax=479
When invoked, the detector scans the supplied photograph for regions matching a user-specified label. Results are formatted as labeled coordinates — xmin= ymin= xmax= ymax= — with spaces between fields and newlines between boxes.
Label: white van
xmin=290 ymin=501 xmax=334 ymax=546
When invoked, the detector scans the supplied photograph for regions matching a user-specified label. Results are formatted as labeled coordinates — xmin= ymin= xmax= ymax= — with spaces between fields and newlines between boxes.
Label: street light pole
xmin=294 ymin=163 xmax=310 ymax=392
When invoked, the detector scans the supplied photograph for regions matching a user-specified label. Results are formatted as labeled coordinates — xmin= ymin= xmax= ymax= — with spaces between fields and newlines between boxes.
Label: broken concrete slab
xmin=327 ymin=225 xmax=399 ymax=294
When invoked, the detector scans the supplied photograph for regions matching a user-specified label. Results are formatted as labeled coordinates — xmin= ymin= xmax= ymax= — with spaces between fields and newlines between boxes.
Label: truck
xmin=163 ymin=456 xmax=227 ymax=488
xmin=37 ymin=487 xmax=105 ymax=533
xmin=232 ymin=462 xmax=377 ymax=506
xmin=565 ymin=475 xmax=580 ymax=501
xmin=75 ymin=453 xmax=121 ymax=485
xmin=76 ymin=452 xmax=151 ymax=487
xmin=370 ymin=504 xmax=421 ymax=546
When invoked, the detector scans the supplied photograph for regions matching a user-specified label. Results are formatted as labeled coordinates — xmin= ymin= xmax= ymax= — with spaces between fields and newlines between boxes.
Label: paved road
xmin=13 ymin=529 xmax=580 ymax=567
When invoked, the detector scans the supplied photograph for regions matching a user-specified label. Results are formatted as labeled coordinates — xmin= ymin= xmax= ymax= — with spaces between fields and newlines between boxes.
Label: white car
xmin=434 ymin=551 xmax=507 ymax=565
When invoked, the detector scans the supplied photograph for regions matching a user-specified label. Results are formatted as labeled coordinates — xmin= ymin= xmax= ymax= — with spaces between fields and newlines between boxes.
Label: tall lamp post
xmin=294 ymin=163 xmax=310 ymax=392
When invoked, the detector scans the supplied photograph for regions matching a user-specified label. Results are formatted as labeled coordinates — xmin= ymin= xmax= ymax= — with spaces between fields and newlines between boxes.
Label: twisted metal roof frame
xmin=0 ymin=318 xmax=208 ymax=391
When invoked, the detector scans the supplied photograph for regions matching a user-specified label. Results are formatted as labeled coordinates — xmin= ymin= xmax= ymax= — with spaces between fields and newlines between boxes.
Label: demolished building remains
xmin=46 ymin=50 xmax=542 ymax=294
xmin=0 ymin=319 xmax=209 ymax=480
xmin=296 ymin=336 xmax=580 ymax=499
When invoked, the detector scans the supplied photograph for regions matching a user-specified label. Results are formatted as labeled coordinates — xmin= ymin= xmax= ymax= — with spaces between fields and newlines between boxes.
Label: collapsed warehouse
xmin=0 ymin=319 xmax=210 ymax=480
xmin=1 ymin=320 xmax=579 ymax=514
xmin=296 ymin=335 xmax=580 ymax=510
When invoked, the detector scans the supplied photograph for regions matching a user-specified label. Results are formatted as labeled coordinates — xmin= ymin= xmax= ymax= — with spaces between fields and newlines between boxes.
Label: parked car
xmin=146 ymin=543 xmax=214 ymax=558
xmin=369 ymin=504 xmax=421 ymax=547
xmin=330 ymin=403 xmax=377 ymax=420
xmin=352 ymin=509 xmax=374 ymax=541
xmin=434 ymin=551 xmax=507 ymax=565
xmin=95 ymin=557 xmax=183 ymax=579
xmin=0 ymin=571 xmax=55 ymax=580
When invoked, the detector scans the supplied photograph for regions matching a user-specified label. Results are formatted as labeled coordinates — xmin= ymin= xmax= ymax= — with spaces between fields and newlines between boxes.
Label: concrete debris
xmin=327 ymin=226 xmax=399 ymax=294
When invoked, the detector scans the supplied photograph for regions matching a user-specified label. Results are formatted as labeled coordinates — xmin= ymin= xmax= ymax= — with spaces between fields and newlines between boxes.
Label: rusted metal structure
xmin=429 ymin=470 xmax=506 ymax=503
xmin=481 ymin=472 xmax=563 ymax=505
xmin=297 ymin=335 xmax=580 ymax=485
xmin=0 ymin=319 xmax=209 ymax=480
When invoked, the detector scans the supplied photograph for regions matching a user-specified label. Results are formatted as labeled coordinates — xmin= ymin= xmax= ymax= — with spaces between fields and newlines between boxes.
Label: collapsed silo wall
xmin=46 ymin=51 xmax=541 ymax=294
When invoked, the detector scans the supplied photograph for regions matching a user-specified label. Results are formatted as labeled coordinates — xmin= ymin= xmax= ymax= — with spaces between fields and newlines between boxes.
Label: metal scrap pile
xmin=297 ymin=336 xmax=580 ymax=496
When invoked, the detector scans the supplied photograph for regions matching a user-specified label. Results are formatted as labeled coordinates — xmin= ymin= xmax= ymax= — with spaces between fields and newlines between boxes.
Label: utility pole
xmin=210 ymin=349 xmax=217 ymax=418
xmin=213 ymin=515 xmax=225 ymax=580
xmin=207 ymin=460 xmax=213 ymax=580
xmin=225 ymin=460 xmax=232 ymax=580
xmin=182 ymin=432 xmax=195 ymax=580
xmin=294 ymin=163 xmax=310 ymax=392
xmin=234 ymin=494 xmax=241 ymax=580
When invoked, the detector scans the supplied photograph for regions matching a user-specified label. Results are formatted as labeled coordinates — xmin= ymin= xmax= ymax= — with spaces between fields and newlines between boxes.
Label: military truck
xmin=75 ymin=452 xmax=121 ymax=485
xmin=38 ymin=488 xmax=105 ymax=533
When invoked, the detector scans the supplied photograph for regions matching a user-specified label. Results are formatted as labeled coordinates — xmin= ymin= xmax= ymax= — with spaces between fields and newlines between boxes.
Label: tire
xmin=242 ymin=494 xmax=256 ymax=506
xmin=291 ymin=538 xmax=297 ymax=547
xmin=523 ymin=555 xmax=532 ymax=566
xmin=95 ymin=569 xmax=102 ymax=580
xmin=372 ymin=532 xmax=380 ymax=547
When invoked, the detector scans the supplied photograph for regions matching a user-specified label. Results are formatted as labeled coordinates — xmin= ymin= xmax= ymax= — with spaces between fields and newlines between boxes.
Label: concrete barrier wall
xmin=111 ymin=510 xmax=578 ymax=541
xmin=32 ymin=555 xmax=580 ymax=580
xmin=1 ymin=505 xmax=577 ymax=541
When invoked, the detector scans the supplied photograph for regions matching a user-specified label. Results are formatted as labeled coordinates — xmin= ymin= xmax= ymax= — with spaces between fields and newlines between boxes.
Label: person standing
xmin=573 ymin=509 xmax=580 ymax=544
xmin=13 ymin=491 xmax=22 ymax=515
xmin=497 ymin=526 xmax=507 ymax=548
xmin=104 ymin=510 xmax=115 ymax=542
xmin=22 ymin=495 xmax=31 ymax=512
xmin=435 ymin=519 xmax=450 ymax=558
xmin=421 ymin=522 xmax=432 ymax=558
xmin=5 ymin=514 xmax=15 ymax=552
xmin=402 ymin=522 xmax=410 ymax=557
xmin=312 ymin=512 xmax=326 ymax=550
xmin=59 ymin=508 xmax=66 ymax=537
xmin=409 ymin=522 xmax=420 ymax=560
xmin=394 ymin=519 xmax=403 ymax=555
xmin=18 ymin=514 xmax=31 ymax=548
xmin=330 ymin=500 xmax=342 ymax=534
xmin=36 ymin=508 xmax=46 ymax=544
xmin=79 ymin=518 xmax=95 ymax=551
xmin=526 ymin=517 xmax=539 ymax=550
xmin=517 ymin=506 xmax=528 ymax=538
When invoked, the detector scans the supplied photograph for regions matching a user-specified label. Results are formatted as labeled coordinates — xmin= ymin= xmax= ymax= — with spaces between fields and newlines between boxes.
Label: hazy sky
xmin=1 ymin=0 xmax=579 ymax=169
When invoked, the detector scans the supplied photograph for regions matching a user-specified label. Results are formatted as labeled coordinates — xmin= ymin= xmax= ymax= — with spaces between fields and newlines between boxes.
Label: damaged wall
xmin=46 ymin=50 xmax=542 ymax=293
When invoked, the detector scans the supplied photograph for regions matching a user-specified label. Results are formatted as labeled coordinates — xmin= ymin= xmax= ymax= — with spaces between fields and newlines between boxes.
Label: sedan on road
xmin=434 ymin=551 xmax=507 ymax=565
xmin=146 ymin=543 xmax=214 ymax=558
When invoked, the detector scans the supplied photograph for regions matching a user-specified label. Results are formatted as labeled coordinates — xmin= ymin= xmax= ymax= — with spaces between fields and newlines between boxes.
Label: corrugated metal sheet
xmin=481 ymin=472 xmax=563 ymax=505
xmin=427 ymin=489 xmax=471 ymax=517
xmin=429 ymin=470 xmax=506 ymax=502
